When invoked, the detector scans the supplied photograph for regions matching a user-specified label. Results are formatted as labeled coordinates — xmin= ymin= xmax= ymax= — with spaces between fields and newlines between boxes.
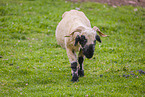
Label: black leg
xmin=78 ymin=56 xmax=83 ymax=70
xmin=78 ymin=56 xmax=84 ymax=77
xmin=71 ymin=62 xmax=79 ymax=82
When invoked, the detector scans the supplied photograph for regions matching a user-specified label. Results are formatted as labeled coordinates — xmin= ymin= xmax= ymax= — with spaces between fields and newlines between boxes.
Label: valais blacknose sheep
xmin=55 ymin=10 xmax=108 ymax=82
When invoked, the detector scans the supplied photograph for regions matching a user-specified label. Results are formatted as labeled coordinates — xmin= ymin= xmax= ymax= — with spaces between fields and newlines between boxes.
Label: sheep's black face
xmin=75 ymin=35 xmax=98 ymax=59
xmin=83 ymin=44 xmax=95 ymax=59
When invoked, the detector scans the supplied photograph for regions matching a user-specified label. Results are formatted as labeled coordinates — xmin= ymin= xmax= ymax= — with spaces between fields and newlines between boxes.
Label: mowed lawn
xmin=0 ymin=0 xmax=145 ymax=96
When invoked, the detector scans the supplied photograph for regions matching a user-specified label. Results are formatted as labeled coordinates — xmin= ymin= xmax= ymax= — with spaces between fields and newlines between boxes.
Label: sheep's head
xmin=75 ymin=26 xmax=108 ymax=58
xmin=74 ymin=28 xmax=98 ymax=58
xmin=68 ymin=26 xmax=108 ymax=59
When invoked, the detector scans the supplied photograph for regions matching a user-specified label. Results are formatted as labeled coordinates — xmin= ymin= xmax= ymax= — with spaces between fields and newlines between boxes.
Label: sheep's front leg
xmin=78 ymin=49 xmax=84 ymax=77
xmin=66 ymin=48 xmax=79 ymax=82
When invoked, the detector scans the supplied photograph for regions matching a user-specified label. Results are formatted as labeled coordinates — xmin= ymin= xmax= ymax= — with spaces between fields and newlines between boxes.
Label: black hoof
xmin=78 ymin=69 xmax=84 ymax=77
xmin=71 ymin=74 xmax=79 ymax=82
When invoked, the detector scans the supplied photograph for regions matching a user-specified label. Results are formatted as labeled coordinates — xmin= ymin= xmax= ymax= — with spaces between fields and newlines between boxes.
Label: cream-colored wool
xmin=55 ymin=10 xmax=106 ymax=62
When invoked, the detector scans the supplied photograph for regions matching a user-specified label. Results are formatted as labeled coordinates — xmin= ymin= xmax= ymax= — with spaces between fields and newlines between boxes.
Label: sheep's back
xmin=55 ymin=10 xmax=91 ymax=49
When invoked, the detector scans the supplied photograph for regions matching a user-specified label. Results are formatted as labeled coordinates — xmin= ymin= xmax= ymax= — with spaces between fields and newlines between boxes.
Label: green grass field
xmin=0 ymin=0 xmax=145 ymax=96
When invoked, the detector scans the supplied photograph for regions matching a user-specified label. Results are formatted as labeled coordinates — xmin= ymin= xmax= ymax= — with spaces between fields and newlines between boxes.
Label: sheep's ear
xmin=93 ymin=26 xmax=108 ymax=37
xmin=96 ymin=35 xmax=102 ymax=43
xmin=74 ymin=26 xmax=84 ymax=32
xmin=65 ymin=26 xmax=84 ymax=37
xmin=74 ymin=35 xmax=80 ymax=46
xmin=70 ymin=26 xmax=84 ymax=35
xmin=64 ymin=35 xmax=71 ymax=37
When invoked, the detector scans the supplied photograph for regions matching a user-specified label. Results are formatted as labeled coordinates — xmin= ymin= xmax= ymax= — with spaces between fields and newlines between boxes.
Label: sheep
xmin=55 ymin=10 xmax=108 ymax=82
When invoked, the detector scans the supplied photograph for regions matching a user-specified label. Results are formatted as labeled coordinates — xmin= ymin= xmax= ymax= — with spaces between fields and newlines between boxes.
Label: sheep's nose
xmin=83 ymin=44 xmax=95 ymax=59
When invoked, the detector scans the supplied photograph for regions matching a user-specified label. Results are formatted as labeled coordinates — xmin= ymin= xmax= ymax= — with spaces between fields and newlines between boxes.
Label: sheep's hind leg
xmin=78 ymin=49 xmax=84 ymax=77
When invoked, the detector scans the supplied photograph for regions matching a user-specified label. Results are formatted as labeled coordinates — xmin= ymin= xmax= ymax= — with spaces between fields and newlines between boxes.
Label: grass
xmin=0 ymin=0 xmax=145 ymax=96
